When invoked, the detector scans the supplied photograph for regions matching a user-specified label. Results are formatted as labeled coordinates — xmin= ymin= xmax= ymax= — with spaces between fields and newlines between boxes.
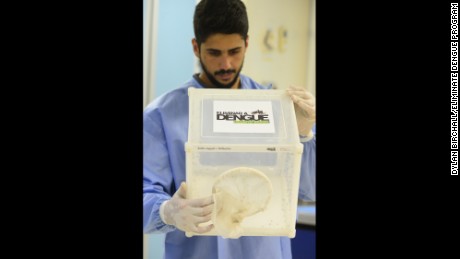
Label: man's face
xmin=193 ymin=33 xmax=248 ymax=89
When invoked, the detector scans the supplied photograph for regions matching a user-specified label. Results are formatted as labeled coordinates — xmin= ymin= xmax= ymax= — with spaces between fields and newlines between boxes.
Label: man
xmin=143 ymin=0 xmax=316 ymax=258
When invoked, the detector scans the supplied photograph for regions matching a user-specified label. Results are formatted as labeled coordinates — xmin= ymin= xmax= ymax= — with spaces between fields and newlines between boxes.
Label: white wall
xmin=243 ymin=0 xmax=315 ymax=94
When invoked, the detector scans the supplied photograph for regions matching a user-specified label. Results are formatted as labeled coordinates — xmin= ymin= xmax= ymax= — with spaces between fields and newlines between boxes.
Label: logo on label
xmin=216 ymin=109 xmax=270 ymax=124
xmin=213 ymin=100 xmax=275 ymax=133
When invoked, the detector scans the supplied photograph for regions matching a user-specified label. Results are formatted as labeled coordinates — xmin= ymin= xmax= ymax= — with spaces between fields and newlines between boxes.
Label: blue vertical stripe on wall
xmin=155 ymin=0 xmax=196 ymax=98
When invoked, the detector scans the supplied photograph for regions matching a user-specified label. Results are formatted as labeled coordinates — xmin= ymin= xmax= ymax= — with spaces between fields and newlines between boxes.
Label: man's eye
xmin=230 ymin=50 xmax=240 ymax=55
xmin=208 ymin=51 xmax=220 ymax=56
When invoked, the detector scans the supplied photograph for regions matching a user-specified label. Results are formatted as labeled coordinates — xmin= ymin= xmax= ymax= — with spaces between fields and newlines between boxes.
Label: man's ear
xmin=192 ymin=38 xmax=200 ymax=58
xmin=245 ymin=35 xmax=249 ymax=49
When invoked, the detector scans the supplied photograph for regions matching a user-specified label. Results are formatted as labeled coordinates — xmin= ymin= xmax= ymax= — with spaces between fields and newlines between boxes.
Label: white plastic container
xmin=185 ymin=87 xmax=303 ymax=238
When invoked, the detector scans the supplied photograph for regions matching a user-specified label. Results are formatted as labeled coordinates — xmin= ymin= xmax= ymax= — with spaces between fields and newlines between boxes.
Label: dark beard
xmin=199 ymin=59 xmax=244 ymax=89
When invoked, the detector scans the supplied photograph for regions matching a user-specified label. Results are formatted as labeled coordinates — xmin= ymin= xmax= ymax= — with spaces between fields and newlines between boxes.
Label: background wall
xmin=144 ymin=0 xmax=315 ymax=109
xmin=243 ymin=0 xmax=314 ymax=93
xmin=144 ymin=0 xmax=196 ymax=109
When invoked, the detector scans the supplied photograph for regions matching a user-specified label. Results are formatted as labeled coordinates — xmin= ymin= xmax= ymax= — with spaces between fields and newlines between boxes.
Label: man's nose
xmin=218 ymin=55 xmax=232 ymax=70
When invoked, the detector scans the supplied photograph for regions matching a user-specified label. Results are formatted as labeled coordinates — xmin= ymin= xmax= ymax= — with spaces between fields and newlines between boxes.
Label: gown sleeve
xmin=298 ymin=127 xmax=316 ymax=201
xmin=143 ymin=108 xmax=177 ymax=233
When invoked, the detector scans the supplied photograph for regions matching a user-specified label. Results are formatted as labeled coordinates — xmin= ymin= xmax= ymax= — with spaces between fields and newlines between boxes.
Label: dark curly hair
xmin=193 ymin=0 xmax=249 ymax=46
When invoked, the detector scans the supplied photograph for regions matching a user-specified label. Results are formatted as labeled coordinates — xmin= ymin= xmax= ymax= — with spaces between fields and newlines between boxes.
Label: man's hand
xmin=160 ymin=182 xmax=214 ymax=233
xmin=287 ymin=86 xmax=316 ymax=140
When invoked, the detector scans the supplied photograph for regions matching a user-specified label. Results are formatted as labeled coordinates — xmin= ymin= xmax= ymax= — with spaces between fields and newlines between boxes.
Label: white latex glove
xmin=287 ymin=86 xmax=316 ymax=141
xmin=160 ymin=182 xmax=214 ymax=233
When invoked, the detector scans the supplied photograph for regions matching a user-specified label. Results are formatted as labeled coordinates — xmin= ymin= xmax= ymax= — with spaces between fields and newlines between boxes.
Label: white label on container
xmin=213 ymin=100 xmax=275 ymax=133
